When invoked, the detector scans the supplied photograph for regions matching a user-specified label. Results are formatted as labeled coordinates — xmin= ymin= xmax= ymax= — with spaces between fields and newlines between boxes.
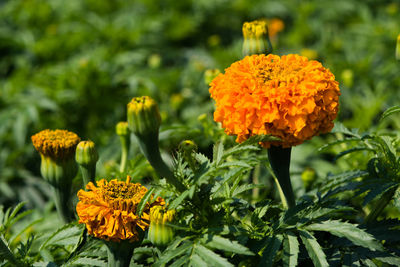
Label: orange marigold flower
xmin=209 ymin=54 xmax=340 ymax=148
xmin=267 ymin=18 xmax=284 ymax=38
xmin=31 ymin=129 xmax=80 ymax=160
xmin=76 ymin=176 xmax=164 ymax=242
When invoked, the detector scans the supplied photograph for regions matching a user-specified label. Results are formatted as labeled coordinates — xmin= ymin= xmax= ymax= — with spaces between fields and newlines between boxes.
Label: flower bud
xmin=116 ymin=122 xmax=130 ymax=173
xmin=242 ymin=19 xmax=272 ymax=56
xmin=148 ymin=206 xmax=175 ymax=247
xmin=127 ymin=96 xmax=161 ymax=137
xmin=301 ymin=167 xmax=316 ymax=189
xmin=116 ymin=121 xmax=130 ymax=137
xmin=75 ymin=141 xmax=99 ymax=167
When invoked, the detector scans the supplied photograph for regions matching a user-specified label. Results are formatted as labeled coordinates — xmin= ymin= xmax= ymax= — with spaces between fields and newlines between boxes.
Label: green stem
xmin=272 ymin=174 xmax=288 ymax=209
xmin=136 ymin=133 xmax=186 ymax=192
xmin=252 ymin=164 xmax=261 ymax=200
xmin=267 ymin=146 xmax=296 ymax=209
xmin=366 ymin=186 xmax=398 ymax=223
xmin=52 ymin=186 xmax=74 ymax=223
xmin=104 ymin=240 xmax=135 ymax=267
xmin=119 ymin=136 xmax=130 ymax=173
xmin=79 ymin=165 xmax=96 ymax=187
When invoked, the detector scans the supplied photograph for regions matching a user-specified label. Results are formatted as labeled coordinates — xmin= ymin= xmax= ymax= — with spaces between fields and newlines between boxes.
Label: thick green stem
xmin=136 ymin=133 xmax=186 ymax=192
xmin=52 ymin=186 xmax=74 ymax=223
xmin=119 ymin=136 xmax=130 ymax=173
xmin=366 ymin=186 xmax=398 ymax=223
xmin=104 ymin=240 xmax=135 ymax=267
xmin=79 ymin=165 xmax=96 ymax=187
xmin=267 ymin=146 xmax=296 ymax=209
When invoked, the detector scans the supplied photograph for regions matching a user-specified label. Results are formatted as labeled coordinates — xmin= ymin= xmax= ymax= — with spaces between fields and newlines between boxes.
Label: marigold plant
xmin=209 ymin=54 xmax=340 ymax=148
xmin=76 ymin=176 xmax=165 ymax=242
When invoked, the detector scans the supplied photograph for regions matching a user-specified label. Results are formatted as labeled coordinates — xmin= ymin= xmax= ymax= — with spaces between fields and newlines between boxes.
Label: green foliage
xmin=1 ymin=0 xmax=400 ymax=266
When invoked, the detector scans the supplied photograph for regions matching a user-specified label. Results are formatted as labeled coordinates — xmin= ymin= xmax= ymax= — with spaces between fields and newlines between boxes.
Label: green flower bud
xmin=116 ymin=121 xmax=130 ymax=137
xmin=148 ymin=206 xmax=175 ymax=247
xmin=75 ymin=141 xmax=99 ymax=167
xmin=127 ymin=96 xmax=161 ymax=137
xmin=301 ymin=167 xmax=316 ymax=189
xmin=242 ymin=19 xmax=273 ymax=56
xmin=116 ymin=122 xmax=130 ymax=173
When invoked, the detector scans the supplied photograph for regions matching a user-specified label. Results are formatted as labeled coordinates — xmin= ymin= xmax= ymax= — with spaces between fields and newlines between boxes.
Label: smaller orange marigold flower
xmin=267 ymin=18 xmax=284 ymax=38
xmin=76 ymin=176 xmax=164 ymax=242
xmin=31 ymin=129 xmax=80 ymax=160
xmin=209 ymin=54 xmax=340 ymax=148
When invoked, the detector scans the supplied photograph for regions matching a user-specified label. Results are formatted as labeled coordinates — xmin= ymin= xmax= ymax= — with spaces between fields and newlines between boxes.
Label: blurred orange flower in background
xmin=209 ymin=54 xmax=340 ymax=148
xmin=267 ymin=18 xmax=284 ymax=38
xmin=76 ymin=176 xmax=164 ymax=242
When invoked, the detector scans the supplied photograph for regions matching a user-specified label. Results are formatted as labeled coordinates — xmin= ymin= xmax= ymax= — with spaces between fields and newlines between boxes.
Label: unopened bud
xmin=75 ymin=141 xmax=99 ymax=167
xmin=148 ymin=206 xmax=175 ymax=247
xmin=127 ymin=96 xmax=161 ymax=137
xmin=242 ymin=19 xmax=272 ymax=56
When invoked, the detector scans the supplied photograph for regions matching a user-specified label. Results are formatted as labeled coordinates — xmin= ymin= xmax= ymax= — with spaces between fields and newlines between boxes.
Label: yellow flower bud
xmin=116 ymin=121 xmax=130 ymax=137
xmin=75 ymin=141 xmax=99 ymax=167
xmin=127 ymin=96 xmax=161 ymax=137
xmin=148 ymin=206 xmax=175 ymax=247
xmin=242 ymin=19 xmax=272 ymax=56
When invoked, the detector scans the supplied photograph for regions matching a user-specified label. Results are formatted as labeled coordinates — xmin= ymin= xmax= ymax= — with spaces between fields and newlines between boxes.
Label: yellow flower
xmin=148 ymin=206 xmax=175 ymax=246
xmin=209 ymin=54 xmax=340 ymax=148
xmin=76 ymin=176 xmax=164 ymax=242
xmin=31 ymin=129 xmax=80 ymax=160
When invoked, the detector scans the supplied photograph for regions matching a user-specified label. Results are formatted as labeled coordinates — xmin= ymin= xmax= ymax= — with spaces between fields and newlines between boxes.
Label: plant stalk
xmin=267 ymin=146 xmax=296 ymax=209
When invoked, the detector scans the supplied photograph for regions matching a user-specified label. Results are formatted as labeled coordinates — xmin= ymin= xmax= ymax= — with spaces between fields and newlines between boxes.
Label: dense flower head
xmin=76 ymin=176 xmax=164 ymax=242
xmin=209 ymin=54 xmax=340 ymax=148
xmin=31 ymin=129 xmax=80 ymax=160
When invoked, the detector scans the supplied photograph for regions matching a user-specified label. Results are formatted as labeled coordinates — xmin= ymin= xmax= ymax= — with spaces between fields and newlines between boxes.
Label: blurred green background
xmin=0 ymin=0 xmax=399 ymax=209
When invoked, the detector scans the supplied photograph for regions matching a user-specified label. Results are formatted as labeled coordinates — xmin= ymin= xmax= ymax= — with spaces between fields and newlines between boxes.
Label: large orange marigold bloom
xmin=209 ymin=54 xmax=340 ymax=148
xmin=76 ymin=176 xmax=164 ymax=242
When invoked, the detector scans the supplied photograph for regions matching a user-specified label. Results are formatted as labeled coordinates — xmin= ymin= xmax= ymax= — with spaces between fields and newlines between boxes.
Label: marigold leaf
xmin=202 ymin=235 xmax=254 ymax=256
xmin=259 ymin=235 xmax=283 ymax=267
xmin=68 ymin=257 xmax=107 ymax=267
xmin=136 ymin=187 xmax=155 ymax=216
xmin=283 ymin=232 xmax=299 ymax=267
xmin=169 ymin=189 xmax=190 ymax=210
xmin=305 ymin=220 xmax=383 ymax=251
xmin=195 ymin=243 xmax=233 ymax=267
xmin=299 ymin=230 xmax=329 ymax=267
xmin=0 ymin=234 xmax=19 ymax=265
xmin=39 ymin=223 xmax=83 ymax=251
xmin=379 ymin=105 xmax=400 ymax=122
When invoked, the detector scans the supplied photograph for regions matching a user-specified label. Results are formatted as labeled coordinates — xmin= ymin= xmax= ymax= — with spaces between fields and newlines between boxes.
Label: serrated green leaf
xmin=331 ymin=122 xmax=360 ymax=138
xmin=299 ymin=230 xmax=329 ymax=267
xmin=169 ymin=190 xmax=190 ymax=210
xmin=334 ymin=147 xmax=374 ymax=161
xmin=155 ymin=242 xmax=192 ymax=267
xmin=137 ymin=187 xmax=155 ymax=216
xmin=202 ymin=235 xmax=254 ymax=256
xmin=0 ymin=235 xmax=19 ymax=265
xmin=69 ymin=257 xmax=107 ymax=267
xmin=190 ymin=254 xmax=207 ymax=267
xmin=362 ymin=182 xmax=398 ymax=206
xmin=195 ymin=244 xmax=233 ymax=267
xmin=232 ymin=184 xmax=265 ymax=197
xmin=259 ymin=235 xmax=283 ymax=267
xmin=218 ymin=161 xmax=252 ymax=169
xmin=283 ymin=232 xmax=299 ymax=267
xmin=223 ymin=145 xmax=260 ymax=158
xmin=380 ymin=105 xmax=400 ymax=121
xmin=305 ymin=220 xmax=383 ymax=251
xmin=170 ymin=256 xmax=189 ymax=267
xmin=213 ymin=142 xmax=224 ymax=166
xmin=39 ymin=223 xmax=82 ymax=251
